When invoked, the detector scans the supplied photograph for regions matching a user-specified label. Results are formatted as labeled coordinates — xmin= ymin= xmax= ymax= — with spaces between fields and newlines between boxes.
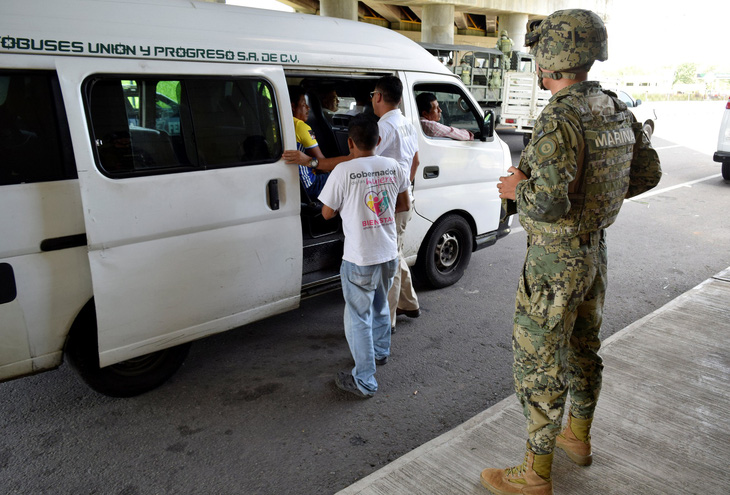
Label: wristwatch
xmin=308 ymin=158 xmax=319 ymax=169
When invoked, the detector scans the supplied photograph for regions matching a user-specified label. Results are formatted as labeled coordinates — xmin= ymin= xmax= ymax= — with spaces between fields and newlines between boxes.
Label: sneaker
xmin=555 ymin=415 xmax=593 ymax=466
xmin=334 ymin=371 xmax=372 ymax=399
xmin=375 ymin=356 xmax=388 ymax=366
xmin=396 ymin=307 xmax=421 ymax=318
xmin=480 ymin=448 xmax=553 ymax=495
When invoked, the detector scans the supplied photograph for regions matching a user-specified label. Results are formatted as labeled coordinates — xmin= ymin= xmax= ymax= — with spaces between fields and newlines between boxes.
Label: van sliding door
xmin=56 ymin=59 xmax=301 ymax=367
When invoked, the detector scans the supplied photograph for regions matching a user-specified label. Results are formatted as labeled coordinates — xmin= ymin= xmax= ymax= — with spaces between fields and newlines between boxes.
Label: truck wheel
xmin=523 ymin=133 xmax=531 ymax=147
xmin=66 ymin=301 xmax=191 ymax=397
xmin=416 ymin=214 xmax=473 ymax=289
xmin=723 ymin=162 xmax=730 ymax=180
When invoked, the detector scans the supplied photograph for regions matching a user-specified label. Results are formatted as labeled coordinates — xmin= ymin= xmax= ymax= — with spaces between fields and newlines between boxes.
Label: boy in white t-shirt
xmin=318 ymin=114 xmax=411 ymax=398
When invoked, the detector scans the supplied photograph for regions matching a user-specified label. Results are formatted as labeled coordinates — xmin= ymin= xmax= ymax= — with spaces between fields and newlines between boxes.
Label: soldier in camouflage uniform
xmin=480 ymin=10 xmax=661 ymax=495
xmin=496 ymin=30 xmax=514 ymax=70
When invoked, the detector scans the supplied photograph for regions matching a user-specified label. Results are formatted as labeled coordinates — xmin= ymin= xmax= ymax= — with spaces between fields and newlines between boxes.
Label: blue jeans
xmin=340 ymin=258 xmax=398 ymax=396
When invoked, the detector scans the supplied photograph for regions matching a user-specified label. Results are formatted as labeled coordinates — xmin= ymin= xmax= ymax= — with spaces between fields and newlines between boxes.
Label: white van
xmin=0 ymin=0 xmax=512 ymax=396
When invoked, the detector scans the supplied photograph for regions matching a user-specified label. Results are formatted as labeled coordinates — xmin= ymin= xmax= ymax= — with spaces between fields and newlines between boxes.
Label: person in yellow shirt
xmin=283 ymin=86 xmax=350 ymax=199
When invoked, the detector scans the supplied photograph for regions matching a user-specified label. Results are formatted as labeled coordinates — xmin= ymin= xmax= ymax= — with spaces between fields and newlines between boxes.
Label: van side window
xmin=414 ymin=84 xmax=482 ymax=138
xmin=0 ymin=71 xmax=76 ymax=186
xmin=86 ymin=76 xmax=282 ymax=178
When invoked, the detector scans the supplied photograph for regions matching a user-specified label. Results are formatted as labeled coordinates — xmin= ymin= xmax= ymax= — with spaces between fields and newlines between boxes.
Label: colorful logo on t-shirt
xmin=365 ymin=189 xmax=390 ymax=217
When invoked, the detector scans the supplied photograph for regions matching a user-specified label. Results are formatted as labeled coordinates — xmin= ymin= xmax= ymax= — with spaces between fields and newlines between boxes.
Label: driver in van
xmin=283 ymin=86 xmax=351 ymax=199
xmin=416 ymin=92 xmax=474 ymax=141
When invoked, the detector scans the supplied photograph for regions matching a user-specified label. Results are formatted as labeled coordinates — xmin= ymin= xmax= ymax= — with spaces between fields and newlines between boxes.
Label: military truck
xmin=500 ymin=69 xmax=551 ymax=146
xmin=419 ymin=43 xmax=506 ymax=119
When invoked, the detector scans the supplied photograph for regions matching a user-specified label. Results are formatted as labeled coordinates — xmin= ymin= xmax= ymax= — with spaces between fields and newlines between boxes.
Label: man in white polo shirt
xmin=371 ymin=75 xmax=421 ymax=333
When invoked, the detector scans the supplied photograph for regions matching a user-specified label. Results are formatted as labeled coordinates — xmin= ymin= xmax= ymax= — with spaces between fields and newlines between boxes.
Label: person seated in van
xmin=319 ymin=88 xmax=339 ymax=122
xmin=416 ymin=92 xmax=474 ymax=141
xmin=318 ymin=113 xmax=411 ymax=398
xmin=282 ymin=86 xmax=351 ymax=199
xmin=346 ymin=92 xmax=371 ymax=116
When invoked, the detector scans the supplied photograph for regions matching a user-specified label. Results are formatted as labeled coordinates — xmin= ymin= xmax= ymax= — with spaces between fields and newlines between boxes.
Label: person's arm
xmin=421 ymin=119 xmax=473 ymax=141
xmin=282 ymin=146 xmax=351 ymax=172
xmin=395 ymin=189 xmax=411 ymax=213
xmin=497 ymin=166 xmax=528 ymax=201
xmin=317 ymin=168 xmax=342 ymax=220
xmin=321 ymin=204 xmax=337 ymax=220
xmin=409 ymin=152 xmax=419 ymax=183
xmin=503 ymin=112 xmax=577 ymax=223
xmin=374 ymin=122 xmax=392 ymax=156
xmin=444 ymin=126 xmax=473 ymax=141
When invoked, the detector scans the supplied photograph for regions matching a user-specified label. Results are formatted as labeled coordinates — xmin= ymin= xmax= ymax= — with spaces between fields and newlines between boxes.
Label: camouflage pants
xmin=513 ymin=231 xmax=607 ymax=455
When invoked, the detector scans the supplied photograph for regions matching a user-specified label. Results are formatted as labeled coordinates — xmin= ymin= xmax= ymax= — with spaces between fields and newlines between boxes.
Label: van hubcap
xmin=436 ymin=232 xmax=459 ymax=270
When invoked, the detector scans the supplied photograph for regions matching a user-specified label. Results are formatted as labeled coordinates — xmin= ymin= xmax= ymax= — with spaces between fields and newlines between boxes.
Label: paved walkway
xmin=338 ymin=268 xmax=730 ymax=495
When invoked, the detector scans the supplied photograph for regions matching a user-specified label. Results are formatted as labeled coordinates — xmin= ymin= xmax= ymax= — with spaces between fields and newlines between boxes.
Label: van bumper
xmin=713 ymin=151 xmax=730 ymax=163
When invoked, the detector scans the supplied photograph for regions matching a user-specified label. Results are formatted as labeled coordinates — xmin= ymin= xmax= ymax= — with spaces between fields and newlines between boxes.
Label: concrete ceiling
xmin=275 ymin=0 xmax=611 ymax=23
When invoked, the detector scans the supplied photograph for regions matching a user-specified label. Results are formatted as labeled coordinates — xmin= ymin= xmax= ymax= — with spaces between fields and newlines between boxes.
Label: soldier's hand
xmin=497 ymin=166 xmax=527 ymax=200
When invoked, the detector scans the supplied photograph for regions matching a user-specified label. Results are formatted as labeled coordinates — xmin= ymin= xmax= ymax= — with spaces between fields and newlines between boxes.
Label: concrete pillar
xmin=500 ymin=14 xmax=529 ymax=51
xmin=421 ymin=4 xmax=455 ymax=45
xmin=320 ymin=0 xmax=357 ymax=21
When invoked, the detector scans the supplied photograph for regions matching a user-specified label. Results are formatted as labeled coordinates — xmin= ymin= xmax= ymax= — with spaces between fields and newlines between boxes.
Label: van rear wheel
xmin=416 ymin=214 xmax=472 ymax=289
xmin=723 ymin=162 xmax=730 ymax=180
xmin=66 ymin=302 xmax=190 ymax=397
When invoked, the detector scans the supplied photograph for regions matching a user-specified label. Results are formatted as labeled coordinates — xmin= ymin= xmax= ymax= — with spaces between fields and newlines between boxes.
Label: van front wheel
xmin=66 ymin=302 xmax=191 ymax=397
xmin=416 ymin=214 xmax=473 ymax=289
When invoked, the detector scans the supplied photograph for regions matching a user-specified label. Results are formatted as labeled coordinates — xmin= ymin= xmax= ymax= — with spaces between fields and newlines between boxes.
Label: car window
xmin=617 ymin=91 xmax=635 ymax=108
xmin=86 ymin=76 xmax=282 ymax=178
xmin=414 ymin=83 xmax=482 ymax=137
xmin=0 ymin=70 xmax=76 ymax=185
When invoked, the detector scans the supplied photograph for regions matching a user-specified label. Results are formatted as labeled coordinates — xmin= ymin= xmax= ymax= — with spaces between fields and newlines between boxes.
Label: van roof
xmin=419 ymin=42 xmax=503 ymax=57
xmin=0 ymin=0 xmax=451 ymax=76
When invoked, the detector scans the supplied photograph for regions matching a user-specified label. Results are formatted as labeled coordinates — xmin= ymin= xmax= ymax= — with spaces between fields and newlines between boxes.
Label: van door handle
xmin=40 ymin=233 xmax=87 ymax=252
xmin=423 ymin=166 xmax=439 ymax=179
xmin=267 ymin=179 xmax=280 ymax=210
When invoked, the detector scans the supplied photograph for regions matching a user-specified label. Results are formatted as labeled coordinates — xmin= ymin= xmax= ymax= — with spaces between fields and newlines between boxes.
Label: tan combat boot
xmin=480 ymin=445 xmax=553 ymax=495
xmin=555 ymin=414 xmax=593 ymax=466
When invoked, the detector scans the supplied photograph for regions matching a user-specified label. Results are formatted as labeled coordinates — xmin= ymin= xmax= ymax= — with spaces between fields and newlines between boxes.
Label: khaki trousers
xmin=388 ymin=205 xmax=419 ymax=328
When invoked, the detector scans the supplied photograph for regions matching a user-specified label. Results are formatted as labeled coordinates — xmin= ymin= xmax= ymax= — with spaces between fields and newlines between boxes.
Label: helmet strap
xmin=537 ymin=67 xmax=578 ymax=90
xmin=536 ymin=68 xmax=547 ymax=90
xmin=541 ymin=71 xmax=577 ymax=81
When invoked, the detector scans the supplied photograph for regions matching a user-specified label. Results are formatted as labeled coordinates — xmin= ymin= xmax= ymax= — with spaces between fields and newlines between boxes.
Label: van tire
xmin=416 ymin=214 xmax=472 ymax=289
xmin=723 ymin=162 xmax=729 ymax=180
xmin=523 ymin=133 xmax=531 ymax=147
xmin=65 ymin=301 xmax=191 ymax=397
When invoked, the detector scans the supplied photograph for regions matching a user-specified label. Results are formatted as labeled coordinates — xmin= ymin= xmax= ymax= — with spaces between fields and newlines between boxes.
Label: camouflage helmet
xmin=524 ymin=9 xmax=607 ymax=73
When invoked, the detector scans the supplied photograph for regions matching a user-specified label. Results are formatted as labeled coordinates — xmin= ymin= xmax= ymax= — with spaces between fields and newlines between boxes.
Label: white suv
xmin=714 ymin=97 xmax=730 ymax=180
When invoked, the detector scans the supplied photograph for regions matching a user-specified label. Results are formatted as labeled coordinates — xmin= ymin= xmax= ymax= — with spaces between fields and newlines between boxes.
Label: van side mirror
xmin=480 ymin=109 xmax=495 ymax=141
xmin=635 ymin=98 xmax=642 ymax=106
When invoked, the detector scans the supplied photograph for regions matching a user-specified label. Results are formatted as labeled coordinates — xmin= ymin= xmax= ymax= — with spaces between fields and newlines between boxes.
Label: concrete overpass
xmin=268 ymin=0 xmax=612 ymax=53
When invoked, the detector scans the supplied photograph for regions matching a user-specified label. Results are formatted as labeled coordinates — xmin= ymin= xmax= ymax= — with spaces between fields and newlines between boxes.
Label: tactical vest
xmin=498 ymin=38 xmax=513 ymax=54
xmin=522 ymin=86 xmax=636 ymax=236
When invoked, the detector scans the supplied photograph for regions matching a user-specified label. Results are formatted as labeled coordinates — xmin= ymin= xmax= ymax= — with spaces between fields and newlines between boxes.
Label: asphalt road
xmin=1 ymin=102 xmax=728 ymax=495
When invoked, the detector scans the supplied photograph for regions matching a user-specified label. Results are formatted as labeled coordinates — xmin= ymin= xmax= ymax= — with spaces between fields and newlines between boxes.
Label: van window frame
xmin=83 ymin=74 xmax=283 ymax=180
